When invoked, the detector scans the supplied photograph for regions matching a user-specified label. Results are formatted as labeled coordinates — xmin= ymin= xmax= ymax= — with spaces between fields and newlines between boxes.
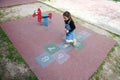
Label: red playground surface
xmin=1 ymin=12 xmax=116 ymax=80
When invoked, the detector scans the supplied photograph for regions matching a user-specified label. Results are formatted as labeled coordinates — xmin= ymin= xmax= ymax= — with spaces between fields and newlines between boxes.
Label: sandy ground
xmin=41 ymin=0 xmax=120 ymax=35
xmin=0 ymin=1 xmax=120 ymax=80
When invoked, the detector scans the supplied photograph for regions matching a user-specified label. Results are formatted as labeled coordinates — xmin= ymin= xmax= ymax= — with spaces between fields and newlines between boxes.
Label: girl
xmin=63 ymin=11 xmax=77 ymax=48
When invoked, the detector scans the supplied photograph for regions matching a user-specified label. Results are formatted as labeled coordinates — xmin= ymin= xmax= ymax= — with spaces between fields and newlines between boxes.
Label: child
xmin=63 ymin=11 xmax=77 ymax=48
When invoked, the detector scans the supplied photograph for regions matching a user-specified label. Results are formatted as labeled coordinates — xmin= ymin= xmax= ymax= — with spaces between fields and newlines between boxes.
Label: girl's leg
xmin=69 ymin=31 xmax=77 ymax=47
xmin=64 ymin=32 xmax=76 ymax=48
xmin=64 ymin=42 xmax=70 ymax=48
xmin=64 ymin=40 xmax=73 ymax=48
xmin=64 ymin=39 xmax=76 ymax=48
xmin=73 ymin=38 xmax=77 ymax=47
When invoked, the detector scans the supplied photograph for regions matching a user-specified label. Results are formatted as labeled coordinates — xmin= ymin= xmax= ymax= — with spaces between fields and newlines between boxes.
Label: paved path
xmin=40 ymin=0 xmax=120 ymax=35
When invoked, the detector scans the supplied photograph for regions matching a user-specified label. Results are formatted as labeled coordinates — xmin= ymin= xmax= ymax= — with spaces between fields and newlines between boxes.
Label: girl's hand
xmin=65 ymin=29 xmax=69 ymax=33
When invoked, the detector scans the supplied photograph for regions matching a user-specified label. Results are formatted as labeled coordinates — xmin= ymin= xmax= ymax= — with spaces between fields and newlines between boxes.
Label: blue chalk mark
xmin=35 ymin=52 xmax=55 ymax=68
xmin=75 ymin=41 xmax=85 ymax=50
xmin=53 ymin=50 xmax=70 ymax=64
xmin=78 ymin=31 xmax=91 ymax=37
xmin=76 ymin=35 xmax=85 ymax=41
xmin=76 ymin=31 xmax=91 ymax=41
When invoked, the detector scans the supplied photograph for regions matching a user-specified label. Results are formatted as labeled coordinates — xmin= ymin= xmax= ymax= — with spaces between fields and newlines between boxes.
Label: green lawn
xmin=114 ymin=0 xmax=120 ymax=2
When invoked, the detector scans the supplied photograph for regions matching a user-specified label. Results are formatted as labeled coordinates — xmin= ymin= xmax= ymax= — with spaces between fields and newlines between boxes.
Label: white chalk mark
xmin=48 ymin=47 xmax=55 ymax=51
xmin=58 ymin=53 xmax=64 ymax=59
xmin=41 ymin=56 xmax=49 ymax=62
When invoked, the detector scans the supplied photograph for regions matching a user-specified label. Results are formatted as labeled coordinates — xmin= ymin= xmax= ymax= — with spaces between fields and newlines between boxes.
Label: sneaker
xmin=73 ymin=39 xmax=77 ymax=47
xmin=63 ymin=43 xmax=70 ymax=48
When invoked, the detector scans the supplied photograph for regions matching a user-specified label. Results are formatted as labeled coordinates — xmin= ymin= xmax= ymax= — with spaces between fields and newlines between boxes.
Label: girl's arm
xmin=69 ymin=20 xmax=76 ymax=32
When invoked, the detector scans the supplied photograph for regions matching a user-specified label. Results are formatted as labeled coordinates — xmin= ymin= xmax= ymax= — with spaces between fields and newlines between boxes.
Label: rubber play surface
xmin=0 ymin=0 xmax=37 ymax=7
xmin=1 ymin=12 xmax=116 ymax=80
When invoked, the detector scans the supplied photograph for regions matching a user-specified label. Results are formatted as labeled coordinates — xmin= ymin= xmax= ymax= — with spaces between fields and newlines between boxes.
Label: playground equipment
xmin=32 ymin=8 xmax=52 ymax=26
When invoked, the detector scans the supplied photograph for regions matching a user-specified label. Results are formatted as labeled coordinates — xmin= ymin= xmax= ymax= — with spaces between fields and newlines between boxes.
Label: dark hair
xmin=63 ymin=11 xmax=71 ymax=19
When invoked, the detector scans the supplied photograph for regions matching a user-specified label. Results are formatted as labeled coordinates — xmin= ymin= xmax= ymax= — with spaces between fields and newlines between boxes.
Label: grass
xmin=89 ymin=61 xmax=105 ymax=80
xmin=89 ymin=41 xmax=120 ymax=80
xmin=0 ymin=12 xmax=4 ymax=18
xmin=109 ymin=31 xmax=120 ymax=38
xmin=0 ymin=27 xmax=38 ymax=79
xmin=0 ymin=53 xmax=3 ymax=59
xmin=0 ymin=12 xmax=4 ymax=23
xmin=13 ymin=72 xmax=38 ymax=80
xmin=114 ymin=0 xmax=120 ymax=2
xmin=27 ymin=73 xmax=38 ymax=80
xmin=0 ymin=27 xmax=25 ymax=64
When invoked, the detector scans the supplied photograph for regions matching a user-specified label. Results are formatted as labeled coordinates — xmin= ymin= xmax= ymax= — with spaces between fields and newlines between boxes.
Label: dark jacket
xmin=64 ymin=19 xmax=76 ymax=33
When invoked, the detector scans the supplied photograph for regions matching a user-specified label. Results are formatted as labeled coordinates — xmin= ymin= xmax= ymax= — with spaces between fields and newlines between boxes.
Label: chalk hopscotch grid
xmin=35 ymin=30 xmax=91 ymax=68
